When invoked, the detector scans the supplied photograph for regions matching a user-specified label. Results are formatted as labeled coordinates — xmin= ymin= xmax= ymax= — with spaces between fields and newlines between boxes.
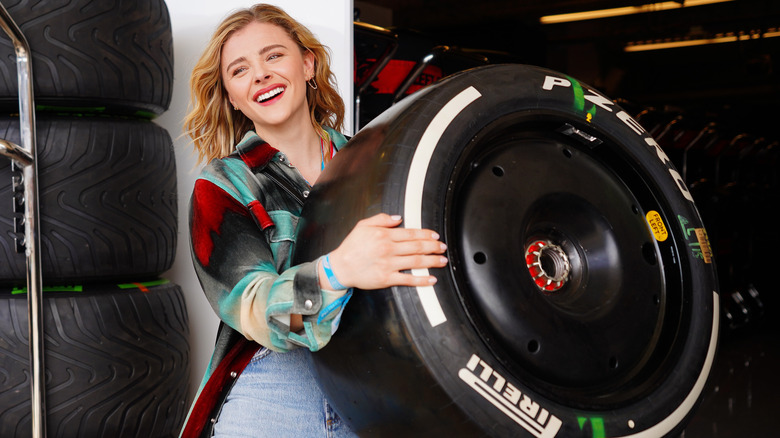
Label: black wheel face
xmin=298 ymin=64 xmax=719 ymax=437
xmin=446 ymin=114 xmax=679 ymax=408
xmin=446 ymin=114 xmax=666 ymax=403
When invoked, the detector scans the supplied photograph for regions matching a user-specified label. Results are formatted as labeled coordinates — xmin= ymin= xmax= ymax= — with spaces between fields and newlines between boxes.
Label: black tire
xmin=296 ymin=64 xmax=720 ymax=437
xmin=0 ymin=280 xmax=190 ymax=438
xmin=0 ymin=116 xmax=177 ymax=285
xmin=0 ymin=0 xmax=173 ymax=117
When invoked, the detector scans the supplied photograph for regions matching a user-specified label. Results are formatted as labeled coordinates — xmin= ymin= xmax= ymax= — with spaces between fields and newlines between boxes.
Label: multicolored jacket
xmin=181 ymin=127 xmax=351 ymax=437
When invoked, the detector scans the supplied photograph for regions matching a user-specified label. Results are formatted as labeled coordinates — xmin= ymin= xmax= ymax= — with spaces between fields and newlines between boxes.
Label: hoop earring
xmin=307 ymin=77 xmax=318 ymax=90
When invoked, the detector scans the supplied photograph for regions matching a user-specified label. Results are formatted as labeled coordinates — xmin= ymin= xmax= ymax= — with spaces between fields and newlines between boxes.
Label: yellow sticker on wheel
xmin=646 ymin=210 xmax=668 ymax=242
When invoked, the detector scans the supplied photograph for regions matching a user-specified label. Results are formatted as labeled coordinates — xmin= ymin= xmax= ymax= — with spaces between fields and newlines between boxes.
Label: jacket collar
xmin=234 ymin=127 xmax=348 ymax=170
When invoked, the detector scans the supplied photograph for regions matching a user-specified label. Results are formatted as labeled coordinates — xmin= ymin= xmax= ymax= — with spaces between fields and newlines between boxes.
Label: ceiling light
xmin=624 ymin=29 xmax=780 ymax=52
xmin=540 ymin=0 xmax=734 ymax=24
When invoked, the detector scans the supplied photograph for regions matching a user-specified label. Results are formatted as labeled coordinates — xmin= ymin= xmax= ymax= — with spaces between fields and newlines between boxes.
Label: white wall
xmin=155 ymin=0 xmax=353 ymax=399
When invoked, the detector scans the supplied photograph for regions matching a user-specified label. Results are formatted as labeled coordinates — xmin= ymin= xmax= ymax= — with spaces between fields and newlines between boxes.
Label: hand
xmin=321 ymin=213 xmax=448 ymax=290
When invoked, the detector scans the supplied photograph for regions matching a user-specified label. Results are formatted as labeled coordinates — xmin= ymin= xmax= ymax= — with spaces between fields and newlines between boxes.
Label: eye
xmin=231 ymin=66 xmax=247 ymax=77
xmin=267 ymin=52 xmax=283 ymax=62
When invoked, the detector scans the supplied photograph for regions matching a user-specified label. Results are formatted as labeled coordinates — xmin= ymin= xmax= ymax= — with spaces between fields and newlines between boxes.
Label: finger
xmin=387 ymin=227 xmax=441 ymax=242
xmin=384 ymin=271 xmax=440 ymax=287
xmin=389 ymin=254 xmax=449 ymax=272
xmin=358 ymin=213 xmax=403 ymax=228
xmin=389 ymin=239 xmax=448 ymax=256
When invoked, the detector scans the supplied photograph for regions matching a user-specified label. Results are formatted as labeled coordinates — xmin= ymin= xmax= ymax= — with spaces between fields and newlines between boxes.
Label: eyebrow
xmin=224 ymin=43 xmax=289 ymax=74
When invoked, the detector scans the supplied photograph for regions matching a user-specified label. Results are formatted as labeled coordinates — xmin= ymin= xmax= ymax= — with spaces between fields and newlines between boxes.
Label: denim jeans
xmin=213 ymin=347 xmax=358 ymax=437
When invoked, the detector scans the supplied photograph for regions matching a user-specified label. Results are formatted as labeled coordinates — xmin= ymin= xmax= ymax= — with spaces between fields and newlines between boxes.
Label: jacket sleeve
xmin=189 ymin=164 xmax=351 ymax=352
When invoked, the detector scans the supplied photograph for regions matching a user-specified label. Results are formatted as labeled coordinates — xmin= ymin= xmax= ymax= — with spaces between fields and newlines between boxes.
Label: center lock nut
xmin=525 ymin=240 xmax=570 ymax=292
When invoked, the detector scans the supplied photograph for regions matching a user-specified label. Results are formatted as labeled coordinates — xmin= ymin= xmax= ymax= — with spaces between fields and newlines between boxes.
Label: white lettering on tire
xmin=542 ymin=75 xmax=695 ymax=203
xmin=459 ymin=354 xmax=562 ymax=437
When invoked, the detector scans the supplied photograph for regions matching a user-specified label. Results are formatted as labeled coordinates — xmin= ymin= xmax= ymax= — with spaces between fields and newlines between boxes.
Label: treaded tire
xmin=0 ymin=0 xmax=173 ymax=117
xmin=296 ymin=64 xmax=720 ymax=437
xmin=0 ymin=116 xmax=177 ymax=285
xmin=0 ymin=281 xmax=190 ymax=438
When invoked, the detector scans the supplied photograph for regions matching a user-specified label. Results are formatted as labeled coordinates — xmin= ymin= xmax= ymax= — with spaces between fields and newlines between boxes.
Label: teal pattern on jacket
xmin=189 ymin=127 xmax=352 ymax=384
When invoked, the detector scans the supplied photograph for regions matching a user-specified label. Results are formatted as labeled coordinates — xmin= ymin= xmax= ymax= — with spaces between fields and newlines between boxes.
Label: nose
xmin=254 ymin=69 xmax=271 ymax=83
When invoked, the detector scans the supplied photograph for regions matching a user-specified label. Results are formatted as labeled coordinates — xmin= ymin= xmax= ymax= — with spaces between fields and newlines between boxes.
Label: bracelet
xmin=322 ymin=253 xmax=347 ymax=290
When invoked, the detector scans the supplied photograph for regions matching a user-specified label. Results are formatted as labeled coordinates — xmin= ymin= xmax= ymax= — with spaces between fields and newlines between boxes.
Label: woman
xmin=180 ymin=4 xmax=448 ymax=437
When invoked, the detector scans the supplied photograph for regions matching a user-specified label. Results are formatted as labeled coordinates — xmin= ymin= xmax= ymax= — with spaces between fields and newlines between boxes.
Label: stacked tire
xmin=0 ymin=2 xmax=189 ymax=437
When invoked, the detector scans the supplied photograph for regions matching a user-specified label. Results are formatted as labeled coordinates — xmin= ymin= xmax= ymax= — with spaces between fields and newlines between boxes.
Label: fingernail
xmin=390 ymin=215 xmax=402 ymax=221
xmin=428 ymin=277 xmax=438 ymax=284
xmin=431 ymin=232 xmax=440 ymax=240
xmin=440 ymin=243 xmax=448 ymax=251
xmin=441 ymin=256 xmax=449 ymax=264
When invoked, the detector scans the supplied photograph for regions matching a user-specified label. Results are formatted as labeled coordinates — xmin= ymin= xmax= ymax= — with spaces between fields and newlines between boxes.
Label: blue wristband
xmin=322 ymin=253 xmax=347 ymax=290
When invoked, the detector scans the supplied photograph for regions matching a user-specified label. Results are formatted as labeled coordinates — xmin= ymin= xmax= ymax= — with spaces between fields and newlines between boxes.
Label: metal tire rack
xmin=0 ymin=4 xmax=46 ymax=438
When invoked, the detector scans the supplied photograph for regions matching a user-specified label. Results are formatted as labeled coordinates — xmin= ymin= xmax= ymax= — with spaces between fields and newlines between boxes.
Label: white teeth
xmin=256 ymin=87 xmax=284 ymax=102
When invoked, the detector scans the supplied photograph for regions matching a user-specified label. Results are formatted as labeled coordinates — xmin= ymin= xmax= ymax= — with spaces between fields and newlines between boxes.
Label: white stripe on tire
xmin=616 ymin=291 xmax=720 ymax=437
xmin=404 ymin=86 xmax=482 ymax=327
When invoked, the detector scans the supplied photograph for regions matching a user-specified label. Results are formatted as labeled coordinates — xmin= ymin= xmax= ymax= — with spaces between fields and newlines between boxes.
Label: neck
xmin=255 ymin=118 xmax=322 ymax=167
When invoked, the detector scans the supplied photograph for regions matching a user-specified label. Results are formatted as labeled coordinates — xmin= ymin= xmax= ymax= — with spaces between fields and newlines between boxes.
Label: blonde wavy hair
xmin=184 ymin=4 xmax=345 ymax=164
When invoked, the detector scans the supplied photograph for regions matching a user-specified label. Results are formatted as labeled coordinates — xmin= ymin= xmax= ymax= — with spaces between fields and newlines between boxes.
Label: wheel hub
xmin=525 ymin=240 xmax=570 ymax=292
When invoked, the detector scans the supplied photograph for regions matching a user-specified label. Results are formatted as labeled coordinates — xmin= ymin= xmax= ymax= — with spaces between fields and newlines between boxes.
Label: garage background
xmin=349 ymin=1 xmax=779 ymax=436
xmin=355 ymin=0 xmax=779 ymax=131
xmin=157 ymin=0 xmax=777 ymax=436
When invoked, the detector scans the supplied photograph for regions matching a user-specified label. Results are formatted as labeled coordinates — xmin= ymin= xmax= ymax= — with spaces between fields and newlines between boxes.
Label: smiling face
xmin=221 ymin=21 xmax=315 ymax=134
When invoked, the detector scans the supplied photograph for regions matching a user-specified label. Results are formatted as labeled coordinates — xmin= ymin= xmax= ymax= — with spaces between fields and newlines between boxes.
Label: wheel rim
xmin=445 ymin=113 xmax=684 ymax=409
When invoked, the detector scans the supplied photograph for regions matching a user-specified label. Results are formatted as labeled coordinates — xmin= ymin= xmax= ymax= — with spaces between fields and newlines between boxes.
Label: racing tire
xmin=295 ymin=64 xmax=720 ymax=437
xmin=0 ymin=116 xmax=177 ymax=285
xmin=0 ymin=280 xmax=190 ymax=438
xmin=0 ymin=0 xmax=173 ymax=117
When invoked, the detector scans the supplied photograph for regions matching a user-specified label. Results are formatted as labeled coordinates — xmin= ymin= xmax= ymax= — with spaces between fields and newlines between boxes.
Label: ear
xmin=303 ymin=49 xmax=316 ymax=80
xmin=227 ymin=94 xmax=237 ymax=109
